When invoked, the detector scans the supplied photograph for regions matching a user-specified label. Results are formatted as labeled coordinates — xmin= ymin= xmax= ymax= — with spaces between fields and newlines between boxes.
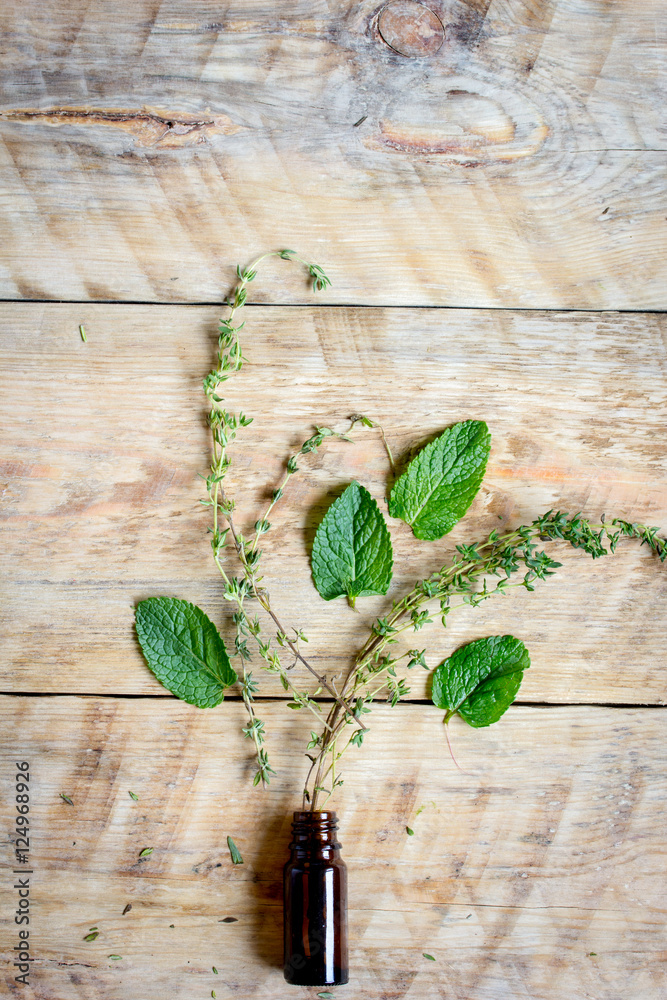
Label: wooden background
xmin=1 ymin=2 xmax=666 ymax=998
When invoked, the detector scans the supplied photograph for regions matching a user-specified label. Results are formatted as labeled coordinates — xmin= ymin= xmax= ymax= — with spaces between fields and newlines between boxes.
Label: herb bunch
xmin=134 ymin=254 xmax=666 ymax=810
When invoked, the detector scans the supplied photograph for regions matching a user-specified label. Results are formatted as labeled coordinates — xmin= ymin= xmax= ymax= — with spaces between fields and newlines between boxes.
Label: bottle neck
xmin=289 ymin=811 xmax=341 ymax=859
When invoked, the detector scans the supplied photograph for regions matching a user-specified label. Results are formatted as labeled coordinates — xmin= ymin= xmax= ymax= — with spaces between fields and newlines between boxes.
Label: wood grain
xmin=0 ymin=697 xmax=665 ymax=999
xmin=0 ymin=0 xmax=665 ymax=306
xmin=1 ymin=303 xmax=665 ymax=703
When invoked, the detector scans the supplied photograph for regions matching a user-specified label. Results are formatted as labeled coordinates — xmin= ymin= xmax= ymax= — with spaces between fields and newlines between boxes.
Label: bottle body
xmin=283 ymin=810 xmax=349 ymax=986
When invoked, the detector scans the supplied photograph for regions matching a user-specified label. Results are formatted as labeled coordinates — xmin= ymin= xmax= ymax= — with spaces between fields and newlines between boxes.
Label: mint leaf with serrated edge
xmin=431 ymin=635 xmax=530 ymax=728
xmin=135 ymin=598 xmax=237 ymax=708
xmin=311 ymin=481 xmax=393 ymax=606
xmin=388 ymin=420 xmax=491 ymax=540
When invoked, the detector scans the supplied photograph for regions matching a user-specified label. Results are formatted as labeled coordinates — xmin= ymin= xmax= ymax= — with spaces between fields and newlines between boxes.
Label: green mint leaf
xmin=388 ymin=420 xmax=491 ymax=540
xmin=431 ymin=635 xmax=530 ymax=728
xmin=227 ymin=836 xmax=243 ymax=865
xmin=135 ymin=598 xmax=237 ymax=708
xmin=311 ymin=482 xmax=393 ymax=603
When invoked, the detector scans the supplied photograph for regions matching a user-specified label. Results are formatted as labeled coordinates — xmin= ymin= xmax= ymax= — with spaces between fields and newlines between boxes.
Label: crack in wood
xmin=0 ymin=107 xmax=246 ymax=148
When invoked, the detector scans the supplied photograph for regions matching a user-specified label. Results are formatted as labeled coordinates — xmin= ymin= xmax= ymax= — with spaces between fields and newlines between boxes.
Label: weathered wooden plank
xmin=0 ymin=0 xmax=665 ymax=306
xmin=1 ymin=303 xmax=666 ymax=703
xmin=0 ymin=698 xmax=665 ymax=999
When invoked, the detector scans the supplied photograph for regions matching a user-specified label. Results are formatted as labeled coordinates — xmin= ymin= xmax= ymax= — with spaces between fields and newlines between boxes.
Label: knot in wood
xmin=378 ymin=0 xmax=445 ymax=58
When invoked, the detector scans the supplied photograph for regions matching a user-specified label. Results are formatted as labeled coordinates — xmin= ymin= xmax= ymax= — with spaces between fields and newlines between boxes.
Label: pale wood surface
xmin=0 ymin=697 xmax=665 ymax=999
xmin=1 ymin=303 xmax=666 ymax=703
xmin=2 ymin=3 xmax=666 ymax=996
xmin=0 ymin=0 xmax=665 ymax=307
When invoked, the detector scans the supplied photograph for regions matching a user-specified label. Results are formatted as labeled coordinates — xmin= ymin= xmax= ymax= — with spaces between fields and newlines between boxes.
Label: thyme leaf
xmin=227 ymin=836 xmax=243 ymax=865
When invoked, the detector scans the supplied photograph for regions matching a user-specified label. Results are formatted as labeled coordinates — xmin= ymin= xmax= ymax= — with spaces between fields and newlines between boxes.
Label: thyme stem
xmin=304 ymin=510 xmax=667 ymax=809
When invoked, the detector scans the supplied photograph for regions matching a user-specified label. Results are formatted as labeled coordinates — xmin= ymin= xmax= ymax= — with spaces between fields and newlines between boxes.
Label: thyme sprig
xmin=302 ymin=510 xmax=666 ymax=808
xmin=201 ymin=252 xmax=360 ymax=787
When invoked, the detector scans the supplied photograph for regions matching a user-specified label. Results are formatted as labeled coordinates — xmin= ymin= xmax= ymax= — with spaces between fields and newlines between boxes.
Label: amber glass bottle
xmin=283 ymin=810 xmax=349 ymax=986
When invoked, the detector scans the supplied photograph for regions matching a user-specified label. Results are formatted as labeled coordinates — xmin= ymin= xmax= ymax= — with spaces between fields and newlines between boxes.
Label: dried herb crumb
xmin=128 ymin=791 xmax=139 ymax=801
xmin=169 ymin=924 xmax=175 ymax=928
xmin=122 ymin=903 xmax=132 ymax=915
xmin=212 ymin=966 xmax=218 ymax=974
xmin=60 ymin=793 xmax=74 ymax=805
xmin=219 ymin=917 xmax=238 ymax=923
xmin=423 ymin=953 xmax=436 ymax=961
xmin=83 ymin=931 xmax=99 ymax=942
xmin=406 ymin=826 xmax=414 ymax=836
xmin=89 ymin=926 xmax=98 ymax=932
xmin=139 ymin=847 xmax=153 ymax=858
xmin=227 ymin=836 xmax=243 ymax=865
xmin=589 ymin=952 xmax=597 ymax=957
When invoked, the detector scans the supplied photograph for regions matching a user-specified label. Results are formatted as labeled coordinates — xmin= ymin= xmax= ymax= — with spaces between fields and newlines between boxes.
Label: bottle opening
xmin=290 ymin=810 xmax=340 ymax=848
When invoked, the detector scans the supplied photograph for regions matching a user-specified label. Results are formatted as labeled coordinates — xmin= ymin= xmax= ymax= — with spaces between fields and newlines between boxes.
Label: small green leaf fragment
xmin=227 ymin=836 xmax=243 ymax=865
xmin=60 ymin=793 xmax=73 ymax=805
xmin=79 ymin=325 xmax=87 ymax=342
xmin=317 ymin=993 xmax=337 ymax=998
xmin=212 ymin=966 xmax=218 ymax=974
xmin=423 ymin=953 xmax=436 ymax=961
xmin=406 ymin=826 xmax=415 ymax=836
xmin=212 ymin=991 xmax=217 ymax=998
xmin=312 ymin=482 xmax=393 ymax=602
xmin=589 ymin=952 xmax=597 ymax=957
xmin=84 ymin=931 xmax=99 ymax=942
xmin=128 ymin=791 xmax=138 ymax=801
xmin=139 ymin=847 xmax=153 ymax=858
xmin=135 ymin=597 xmax=237 ymax=708
xmin=432 ymin=635 xmax=530 ymax=728
xmin=388 ymin=421 xmax=491 ymax=540
xmin=108 ymin=955 xmax=122 ymax=961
